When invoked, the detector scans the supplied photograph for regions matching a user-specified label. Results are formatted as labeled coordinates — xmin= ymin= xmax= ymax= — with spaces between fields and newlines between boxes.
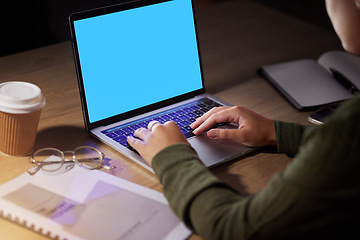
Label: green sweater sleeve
xmin=152 ymin=97 xmax=360 ymax=240
xmin=152 ymin=144 xmax=303 ymax=240
xmin=152 ymin=144 xmax=254 ymax=239
xmin=274 ymin=120 xmax=311 ymax=157
xmin=152 ymin=144 xmax=235 ymax=226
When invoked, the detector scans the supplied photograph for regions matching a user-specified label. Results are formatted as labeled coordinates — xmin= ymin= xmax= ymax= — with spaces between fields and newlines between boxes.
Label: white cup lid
xmin=0 ymin=81 xmax=46 ymax=114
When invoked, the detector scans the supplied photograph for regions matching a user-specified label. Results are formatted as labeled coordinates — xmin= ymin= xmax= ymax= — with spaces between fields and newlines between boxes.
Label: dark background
xmin=1 ymin=0 xmax=334 ymax=57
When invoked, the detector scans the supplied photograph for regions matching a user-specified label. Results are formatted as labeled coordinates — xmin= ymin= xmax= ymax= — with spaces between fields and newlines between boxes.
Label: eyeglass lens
xmin=33 ymin=148 xmax=64 ymax=172
xmin=73 ymin=147 xmax=102 ymax=169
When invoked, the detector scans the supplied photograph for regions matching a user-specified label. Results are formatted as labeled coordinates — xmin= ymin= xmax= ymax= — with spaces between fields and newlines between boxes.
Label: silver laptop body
xmin=69 ymin=0 xmax=253 ymax=172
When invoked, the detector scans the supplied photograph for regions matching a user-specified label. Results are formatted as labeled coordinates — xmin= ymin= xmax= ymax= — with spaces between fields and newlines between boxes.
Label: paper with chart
xmin=0 ymin=165 xmax=190 ymax=240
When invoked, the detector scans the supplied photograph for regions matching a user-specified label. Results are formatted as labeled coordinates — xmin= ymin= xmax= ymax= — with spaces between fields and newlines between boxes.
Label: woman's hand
xmin=127 ymin=121 xmax=189 ymax=166
xmin=191 ymin=106 xmax=277 ymax=147
xmin=128 ymin=105 xmax=276 ymax=165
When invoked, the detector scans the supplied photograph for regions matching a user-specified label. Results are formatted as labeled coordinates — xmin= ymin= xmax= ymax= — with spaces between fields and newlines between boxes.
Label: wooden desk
xmin=0 ymin=0 xmax=342 ymax=239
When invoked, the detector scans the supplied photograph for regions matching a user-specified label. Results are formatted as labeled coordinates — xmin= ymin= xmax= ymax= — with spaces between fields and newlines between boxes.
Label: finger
xmin=207 ymin=128 xmax=253 ymax=146
xmin=133 ymin=127 xmax=151 ymax=140
xmin=148 ymin=120 xmax=161 ymax=131
xmin=127 ymin=135 xmax=145 ymax=149
xmin=190 ymin=107 xmax=227 ymax=130
xmin=192 ymin=108 xmax=235 ymax=135
xmin=207 ymin=128 xmax=241 ymax=140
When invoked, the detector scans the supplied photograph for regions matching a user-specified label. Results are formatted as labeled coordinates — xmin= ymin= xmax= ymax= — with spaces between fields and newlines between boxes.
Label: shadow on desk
xmin=210 ymin=146 xmax=286 ymax=195
xmin=34 ymin=126 xmax=96 ymax=151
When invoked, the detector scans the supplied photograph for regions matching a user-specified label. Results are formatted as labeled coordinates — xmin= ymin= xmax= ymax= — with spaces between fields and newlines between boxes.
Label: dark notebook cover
xmin=258 ymin=51 xmax=360 ymax=110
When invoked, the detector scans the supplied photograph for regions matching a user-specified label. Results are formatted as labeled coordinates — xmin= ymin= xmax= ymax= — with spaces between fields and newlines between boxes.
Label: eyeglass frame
xmin=27 ymin=146 xmax=112 ymax=175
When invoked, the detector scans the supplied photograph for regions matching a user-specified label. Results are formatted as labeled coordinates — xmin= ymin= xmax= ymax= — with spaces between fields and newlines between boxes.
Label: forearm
xmin=151 ymin=143 xmax=302 ymax=240
xmin=152 ymin=144 xmax=230 ymax=226
xmin=152 ymin=144 xmax=253 ymax=239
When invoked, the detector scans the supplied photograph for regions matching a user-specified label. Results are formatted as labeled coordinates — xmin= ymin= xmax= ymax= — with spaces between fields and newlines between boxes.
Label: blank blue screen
xmin=74 ymin=0 xmax=203 ymax=123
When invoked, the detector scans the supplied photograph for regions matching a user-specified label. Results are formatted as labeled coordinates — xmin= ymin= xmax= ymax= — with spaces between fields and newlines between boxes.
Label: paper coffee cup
xmin=0 ymin=81 xmax=45 ymax=156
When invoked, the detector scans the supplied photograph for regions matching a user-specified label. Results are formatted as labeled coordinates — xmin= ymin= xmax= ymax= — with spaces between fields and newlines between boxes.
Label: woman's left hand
xmin=127 ymin=121 xmax=189 ymax=166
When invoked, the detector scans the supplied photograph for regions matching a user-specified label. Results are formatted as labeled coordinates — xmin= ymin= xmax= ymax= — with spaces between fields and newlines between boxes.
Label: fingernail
xmin=207 ymin=130 xmax=218 ymax=139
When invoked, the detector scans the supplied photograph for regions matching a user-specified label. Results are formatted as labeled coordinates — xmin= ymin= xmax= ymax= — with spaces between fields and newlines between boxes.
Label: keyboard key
xmin=186 ymin=112 xmax=197 ymax=118
xmin=175 ymin=110 xmax=186 ymax=115
xmin=129 ymin=124 xmax=141 ymax=131
xmin=203 ymin=106 xmax=212 ymax=112
xmin=193 ymin=110 xmax=203 ymax=116
xmin=181 ymin=125 xmax=192 ymax=132
xmin=196 ymin=103 xmax=206 ymax=108
xmin=188 ymin=118 xmax=196 ymax=123
xmin=120 ymin=141 xmax=128 ymax=147
xmin=183 ymin=131 xmax=194 ymax=138
xmin=189 ymin=105 xmax=199 ymax=111
xmin=152 ymin=117 xmax=162 ymax=122
xmin=172 ymin=117 xmax=182 ymax=123
xmin=206 ymin=101 xmax=221 ymax=109
xmin=106 ymin=132 xmax=117 ymax=138
xmin=114 ymin=135 xmax=127 ymax=142
xmin=162 ymin=114 xmax=172 ymax=120
xmin=114 ymin=129 xmax=125 ymax=135
xmin=182 ymin=107 xmax=193 ymax=113
xmin=180 ymin=120 xmax=192 ymax=126
xmin=179 ymin=115 xmax=190 ymax=120
xmin=168 ymin=112 xmax=178 ymax=118
xmin=138 ymin=122 xmax=148 ymax=128
xmin=122 ymin=127 xmax=133 ymax=133
xmin=125 ymin=132 xmax=134 ymax=137
xmin=158 ymin=117 xmax=167 ymax=124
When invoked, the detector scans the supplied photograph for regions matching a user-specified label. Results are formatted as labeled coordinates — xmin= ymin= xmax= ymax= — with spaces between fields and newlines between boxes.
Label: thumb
xmin=207 ymin=128 xmax=245 ymax=142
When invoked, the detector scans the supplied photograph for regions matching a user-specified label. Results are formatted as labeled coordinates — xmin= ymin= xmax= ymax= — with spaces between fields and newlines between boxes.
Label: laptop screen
xmin=72 ymin=0 xmax=203 ymax=124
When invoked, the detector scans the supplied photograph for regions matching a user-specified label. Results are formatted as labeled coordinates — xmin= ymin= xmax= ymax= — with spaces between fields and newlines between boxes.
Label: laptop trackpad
xmin=188 ymin=134 xmax=252 ymax=167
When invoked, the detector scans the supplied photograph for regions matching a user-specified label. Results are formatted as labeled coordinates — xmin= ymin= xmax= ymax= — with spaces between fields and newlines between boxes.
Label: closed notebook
xmin=259 ymin=51 xmax=360 ymax=110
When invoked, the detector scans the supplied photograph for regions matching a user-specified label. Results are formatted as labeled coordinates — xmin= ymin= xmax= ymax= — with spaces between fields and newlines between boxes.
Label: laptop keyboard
xmin=101 ymin=98 xmax=223 ymax=151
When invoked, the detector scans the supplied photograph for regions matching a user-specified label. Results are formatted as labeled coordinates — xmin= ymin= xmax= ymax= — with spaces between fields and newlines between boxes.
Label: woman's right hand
xmin=191 ymin=106 xmax=277 ymax=147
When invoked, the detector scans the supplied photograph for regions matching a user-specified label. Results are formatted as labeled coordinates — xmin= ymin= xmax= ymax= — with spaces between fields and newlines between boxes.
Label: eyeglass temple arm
xmin=27 ymin=159 xmax=63 ymax=175
xmin=73 ymin=157 xmax=114 ymax=169
xmin=27 ymin=163 xmax=42 ymax=175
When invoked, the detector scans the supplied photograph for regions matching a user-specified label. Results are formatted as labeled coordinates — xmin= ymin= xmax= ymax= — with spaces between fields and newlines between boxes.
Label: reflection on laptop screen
xmin=73 ymin=0 xmax=203 ymax=123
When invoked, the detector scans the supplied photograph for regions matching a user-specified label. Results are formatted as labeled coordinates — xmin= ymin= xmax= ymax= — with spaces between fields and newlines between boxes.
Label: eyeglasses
xmin=27 ymin=146 xmax=114 ymax=175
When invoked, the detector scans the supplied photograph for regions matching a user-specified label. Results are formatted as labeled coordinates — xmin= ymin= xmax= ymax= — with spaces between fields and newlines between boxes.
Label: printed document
xmin=0 ymin=165 xmax=190 ymax=240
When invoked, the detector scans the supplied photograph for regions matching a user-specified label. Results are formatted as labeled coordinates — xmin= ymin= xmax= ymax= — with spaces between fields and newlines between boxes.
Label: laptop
xmin=69 ymin=0 xmax=253 ymax=172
